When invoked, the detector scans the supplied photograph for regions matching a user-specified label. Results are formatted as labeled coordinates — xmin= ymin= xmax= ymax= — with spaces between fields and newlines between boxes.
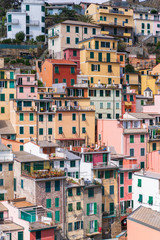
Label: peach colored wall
xmin=1 ymin=138 xmax=24 ymax=152
xmin=124 ymin=134 xmax=147 ymax=164
xmin=16 ymin=86 xmax=38 ymax=99
xmin=97 ymin=120 xmax=123 ymax=154
xmin=36 ymin=60 xmax=53 ymax=87
xmin=127 ymin=219 xmax=160 ymax=240
xmin=143 ymin=95 xmax=160 ymax=114
xmin=147 ymin=151 xmax=160 ymax=173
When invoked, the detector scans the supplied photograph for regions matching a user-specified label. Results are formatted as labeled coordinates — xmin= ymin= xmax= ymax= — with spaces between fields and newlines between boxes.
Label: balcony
xmin=17 ymin=80 xmax=37 ymax=86
xmin=56 ymin=105 xmax=95 ymax=111
xmin=99 ymin=8 xmax=109 ymax=14
xmin=16 ymin=106 xmax=37 ymax=112
xmin=109 ymin=9 xmax=124 ymax=15
xmin=22 ymin=169 xmax=65 ymax=179
xmin=26 ymin=20 xmax=39 ymax=26
xmin=86 ymin=57 xmax=117 ymax=63
xmin=48 ymin=32 xmax=59 ymax=39
xmin=119 ymin=164 xmax=140 ymax=171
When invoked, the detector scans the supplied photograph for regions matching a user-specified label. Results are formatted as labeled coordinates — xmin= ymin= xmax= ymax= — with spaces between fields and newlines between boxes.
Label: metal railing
xmin=109 ymin=9 xmax=124 ymax=14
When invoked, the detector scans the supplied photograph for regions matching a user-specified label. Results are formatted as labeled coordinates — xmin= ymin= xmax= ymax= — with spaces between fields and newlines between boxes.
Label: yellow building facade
xmin=134 ymin=12 xmax=154 ymax=36
xmin=86 ymin=4 xmax=133 ymax=45
xmin=141 ymin=73 xmax=160 ymax=95
xmin=79 ymin=35 xmax=120 ymax=86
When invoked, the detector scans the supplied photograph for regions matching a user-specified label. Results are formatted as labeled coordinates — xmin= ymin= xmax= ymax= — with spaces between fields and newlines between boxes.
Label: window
xmin=9 ymin=94 xmax=14 ymax=99
xmin=141 ymin=148 xmax=145 ymax=156
xmin=128 ymin=186 xmax=132 ymax=193
xmin=138 ymin=179 xmax=142 ymax=187
xmin=55 ymin=66 xmax=59 ymax=73
xmin=90 ymin=52 xmax=94 ymax=58
xmin=55 ymin=78 xmax=58 ymax=84
xmin=19 ymin=113 xmax=24 ymax=121
xmin=75 ymin=26 xmax=79 ymax=33
xmin=130 ymin=148 xmax=134 ymax=157
xmin=45 ymin=182 xmax=51 ymax=193
xmin=68 ymin=223 xmax=72 ymax=232
xmin=39 ymin=128 xmax=43 ymax=135
xmin=108 ymin=65 xmax=112 ymax=72
xmin=141 ymin=162 xmax=145 ymax=169
xmin=19 ymin=127 xmax=24 ymax=135
xmin=142 ymin=23 xmax=145 ymax=29
xmin=98 ymin=114 xmax=102 ymax=119
xmin=110 ymin=202 xmax=114 ymax=215
xmin=55 ymin=197 xmax=59 ymax=208
xmin=77 ymin=202 xmax=81 ymax=210
xmin=31 ymin=87 xmax=34 ymax=93
xmin=153 ymin=143 xmax=156 ymax=151
xmin=105 ymin=90 xmax=111 ymax=96
xmin=8 ymin=25 xmax=12 ymax=31
xmin=120 ymin=187 xmax=124 ymax=198
xmin=10 ymin=81 xmax=14 ymax=88
xmin=92 ymin=28 xmax=96 ymax=34
xmin=41 ymin=5 xmax=45 ymax=11
xmin=130 ymin=95 xmax=133 ymax=101
xmin=100 ymin=90 xmax=103 ymax=97
xmin=148 ymin=196 xmax=153 ymax=205
xmin=120 ymin=173 xmax=124 ymax=184
xmin=68 ymin=188 xmax=73 ymax=197
xmin=55 ymin=180 xmax=60 ymax=191
xmin=116 ymin=114 xmax=119 ymax=119
xmin=70 ymin=160 xmax=75 ymax=167
xmin=73 ymin=50 xmax=77 ymax=56
xmin=101 ymin=41 xmax=110 ymax=48
xmin=41 ymin=16 xmax=45 ymax=22
xmin=147 ymin=23 xmax=150 ymax=29
xmin=77 ymin=188 xmax=81 ymax=195
xmin=1 ymin=107 xmax=4 ymax=114
xmin=75 ymin=38 xmax=79 ymax=44
xmin=63 ymin=79 xmax=66 ymax=83
xmin=55 ymin=211 xmax=60 ymax=223
xmin=82 ymin=127 xmax=86 ymax=133
xmin=58 ymin=113 xmax=62 ymax=121
xmin=82 ymin=114 xmax=86 ymax=121
xmin=66 ymin=37 xmax=70 ymax=44
xmin=0 ymin=179 xmax=3 ymax=186
xmin=84 ymin=27 xmax=88 ymax=34
xmin=120 ymin=55 xmax=123 ymax=61
xmin=14 ymin=178 xmax=16 ymax=191
xmin=29 ymin=127 xmax=34 ymax=134
xmin=107 ymin=114 xmax=111 ymax=119
xmin=29 ymin=113 xmax=34 ymax=121
xmin=130 ymin=135 xmax=134 ymax=143
xmin=41 ymin=27 xmax=45 ymax=33
xmin=39 ymin=115 xmax=43 ymax=122
xmin=59 ymin=127 xmax=63 ymax=134
xmin=91 ymin=64 xmax=100 ymax=71
xmin=140 ymin=135 xmax=144 ymax=143
xmin=20 ymin=145 xmax=23 ymax=151
xmin=68 ymin=203 xmax=73 ymax=211
xmin=19 ymin=87 xmax=23 ymax=93
xmin=26 ymin=4 xmax=30 ymax=11
xmin=72 ymin=113 xmax=76 ymax=121
xmin=116 ymin=102 xmax=119 ymax=109
xmin=116 ymin=90 xmax=119 ymax=97
xmin=72 ymin=127 xmax=76 ymax=134
xmin=100 ymin=103 xmax=103 ymax=109
xmin=21 ymin=180 xmax=23 ymax=189
xmin=128 ymin=172 xmax=132 ymax=179
xmin=66 ymin=26 xmax=70 ymax=32
xmin=18 ymin=232 xmax=23 ymax=240
xmin=9 ymin=163 xmax=13 ymax=171
xmin=110 ymin=185 xmax=114 ymax=194
xmin=107 ymin=102 xmax=111 ymax=109
xmin=88 ymin=188 xmax=94 ymax=197
xmin=107 ymin=53 xmax=110 ymax=62
xmin=138 ymin=194 xmax=143 ymax=203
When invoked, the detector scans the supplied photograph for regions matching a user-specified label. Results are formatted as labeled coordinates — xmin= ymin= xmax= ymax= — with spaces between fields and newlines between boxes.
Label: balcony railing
xmin=16 ymin=106 xmax=37 ymax=111
xmin=109 ymin=9 xmax=124 ymax=14
xmin=119 ymin=164 xmax=140 ymax=170
xmin=56 ymin=105 xmax=95 ymax=111
xmin=17 ymin=80 xmax=37 ymax=86
xmin=26 ymin=20 xmax=39 ymax=26
xmin=11 ymin=19 xmax=19 ymax=25
xmin=86 ymin=57 xmax=117 ymax=63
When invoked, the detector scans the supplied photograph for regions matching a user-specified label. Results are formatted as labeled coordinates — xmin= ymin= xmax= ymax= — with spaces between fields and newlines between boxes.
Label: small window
xmin=88 ymin=188 xmax=94 ymax=197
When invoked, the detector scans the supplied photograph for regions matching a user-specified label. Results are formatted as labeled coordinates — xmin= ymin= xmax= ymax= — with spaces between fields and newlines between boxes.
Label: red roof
xmin=46 ymin=59 xmax=76 ymax=65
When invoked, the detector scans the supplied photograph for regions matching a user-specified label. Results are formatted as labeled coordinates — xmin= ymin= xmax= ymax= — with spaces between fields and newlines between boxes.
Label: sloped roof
xmin=144 ymin=87 xmax=152 ymax=92
xmin=128 ymin=112 xmax=154 ymax=119
xmin=46 ymin=59 xmax=76 ymax=65
xmin=128 ymin=206 xmax=160 ymax=231
xmin=61 ymin=20 xmax=101 ymax=27
xmin=0 ymin=120 xmax=15 ymax=135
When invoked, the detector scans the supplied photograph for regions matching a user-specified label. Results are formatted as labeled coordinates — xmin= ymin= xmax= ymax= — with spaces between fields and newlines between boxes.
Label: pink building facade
xmin=63 ymin=48 xmax=80 ymax=74
xmin=97 ymin=113 xmax=149 ymax=167
xmin=16 ymin=74 xmax=38 ymax=99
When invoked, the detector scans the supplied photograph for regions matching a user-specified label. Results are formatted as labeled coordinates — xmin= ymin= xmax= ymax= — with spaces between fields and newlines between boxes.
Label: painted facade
xmin=79 ymin=35 xmax=120 ymax=85
xmin=86 ymin=4 xmax=133 ymax=45
xmin=48 ymin=20 xmax=101 ymax=58
xmin=63 ymin=48 xmax=81 ymax=74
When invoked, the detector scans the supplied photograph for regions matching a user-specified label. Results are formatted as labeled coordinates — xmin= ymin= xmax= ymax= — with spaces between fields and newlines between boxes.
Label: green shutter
xmin=94 ymin=202 xmax=97 ymax=214
xmin=138 ymin=179 xmax=142 ymax=187
xmin=55 ymin=198 xmax=59 ymax=207
xmin=98 ymin=64 xmax=100 ymax=71
xmin=55 ymin=211 xmax=60 ymax=222
xmin=94 ymin=220 xmax=98 ymax=232
xmin=46 ymin=199 xmax=51 ymax=208
xmin=10 ymin=72 xmax=14 ymax=80
xmin=14 ymin=178 xmax=16 ymax=191
xmin=138 ymin=194 xmax=143 ymax=203
xmin=55 ymin=180 xmax=60 ymax=191
xmin=45 ymin=182 xmax=51 ymax=192
xmin=109 ymin=202 xmax=114 ymax=215
xmin=130 ymin=135 xmax=134 ymax=143
xmin=107 ymin=53 xmax=110 ymax=62
xmin=87 ymin=203 xmax=90 ymax=215
xmin=120 ymin=187 xmax=124 ymax=198
xmin=18 ymin=232 xmax=23 ymax=240
xmin=105 ymin=171 xmax=110 ymax=179
xmin=148 ymin=196 xmax=153 ymax=205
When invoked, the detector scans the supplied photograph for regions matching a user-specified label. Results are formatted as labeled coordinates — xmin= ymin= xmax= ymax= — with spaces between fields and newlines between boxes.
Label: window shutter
xmin=87 ymin=203 xmax=90 ymax=215
xmin=98 ymin=65 xmax=100 ymax=71
xmin=91 ymin=64 xmax=94 ymax=71
xmin=94 ymin=203 xmax=97 ymax=214
xmin=74 ymin=222 xmax=77 ymax=230
xmin=94 ymin=220 xmax=98 ymax=232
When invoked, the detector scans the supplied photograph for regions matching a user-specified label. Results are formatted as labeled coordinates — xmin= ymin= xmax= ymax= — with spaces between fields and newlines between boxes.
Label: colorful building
xmin=48 ymin=20 xmax=101 ymax=58
xmin=79 ymin=35 xmax=120 ymax=86
xmin=16 ymin=74 xmax=38 ymax=99
xmin=122 ymin=88 xmax=136 ymax=114
xmin=97 ymin=112 xmax=152 ymax=167
xmin=0 ymin=60 xmax=19 ymax=120
xmin=129 ymin=54 xmax=156 ymax=70
xmin=89 ymin=85 xmax=122 ymax=119
xmin=36 ymin=59 xmax=77 ymax=87
xmin=63 ymin=47 xmax=81 ymax=74
xmin=124 ymin=72 xmax=140 ymax=94
xmin=86 ymin=4 xmax=134 ymax=45
xmin=0 ymin=143 xmax=14 ymax=200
